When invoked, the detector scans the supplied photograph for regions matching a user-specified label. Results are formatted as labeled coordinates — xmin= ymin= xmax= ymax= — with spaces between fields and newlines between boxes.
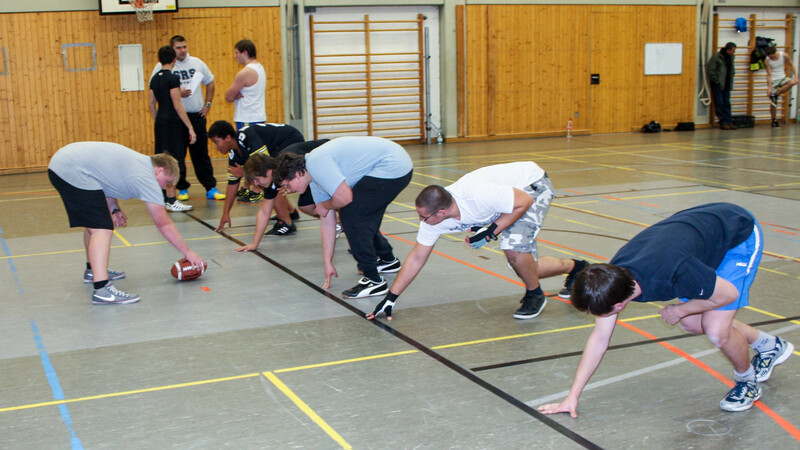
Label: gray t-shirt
xmin=305 ymin=136 xmax=413 ymax=203
xmin=49 ymin=142 xmax=164 ymax=204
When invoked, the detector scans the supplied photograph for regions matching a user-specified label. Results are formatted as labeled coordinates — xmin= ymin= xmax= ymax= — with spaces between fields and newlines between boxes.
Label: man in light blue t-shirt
xmin=48 ymin=142 xmax=207 ymax=305
xmin=275 ymin=136 xmax=413 ymax=299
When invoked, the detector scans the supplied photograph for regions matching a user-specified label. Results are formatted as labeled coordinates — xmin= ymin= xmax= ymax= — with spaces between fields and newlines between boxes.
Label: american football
xmin=170 ymin=258 xmax=207 ymax=281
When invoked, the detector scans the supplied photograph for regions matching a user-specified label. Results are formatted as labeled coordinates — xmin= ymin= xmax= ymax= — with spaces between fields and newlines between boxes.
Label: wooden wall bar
xmin=459 ymin=4 xmax=696 ymax=137
xmin=0 ymin=7 xmax=283 ymax=172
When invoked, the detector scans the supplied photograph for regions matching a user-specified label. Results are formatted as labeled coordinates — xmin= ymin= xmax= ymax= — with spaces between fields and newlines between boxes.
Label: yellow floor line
xmin=113 ymin=230 xmax=131 ymax=247
xmin=275 ymin=350 xmax=419 ymax=373
xmin=263 ymin=372 xmax=352 ymax=449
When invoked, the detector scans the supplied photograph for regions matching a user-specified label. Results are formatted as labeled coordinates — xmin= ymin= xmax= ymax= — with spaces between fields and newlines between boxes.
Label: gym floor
xmin=0 ymin=126 xmax=798 ymax=448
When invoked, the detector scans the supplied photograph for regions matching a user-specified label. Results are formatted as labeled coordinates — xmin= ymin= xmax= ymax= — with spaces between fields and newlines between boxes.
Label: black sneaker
xmin=558 ymin=259 xmax=589 ymax=299
xmin=271 ymin=210 xmax=300 ymax=221
xmin=265 ymin=220 xmax=297 ymax=236
xmin=772 ymin=119 xmax=780 ymax=128
xmin=244 ymin=190 xmax=264 ymax=203
xmin=513 ymin=291 xmax=547 ymax=319
xmin=236 ymin=188 xmax=250 ymax=200
xmin=377 ymin=257 xmax=401 ymax=273
xmin=342 ymin=277 xmax=388 ymax=298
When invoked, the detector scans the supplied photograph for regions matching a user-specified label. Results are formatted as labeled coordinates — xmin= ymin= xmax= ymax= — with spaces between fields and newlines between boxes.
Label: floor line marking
xmin=263 ymin=372 xmax=352 ymax=449
xmin=113 ymin=230 xmax=131 ymax=247
xmin=275 ymin=350 xmax=418 ymax=373
xmin=30 ymin=319 xmax=83 ymax=449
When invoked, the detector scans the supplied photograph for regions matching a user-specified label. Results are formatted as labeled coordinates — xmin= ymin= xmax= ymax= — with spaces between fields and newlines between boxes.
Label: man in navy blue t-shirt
xmin=539 ymin=203 xmax=793 ymax=416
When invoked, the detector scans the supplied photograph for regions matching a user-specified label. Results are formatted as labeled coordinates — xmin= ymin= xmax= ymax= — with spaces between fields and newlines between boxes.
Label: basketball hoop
xmin=130 ymin=0 xmax=155 ymax=23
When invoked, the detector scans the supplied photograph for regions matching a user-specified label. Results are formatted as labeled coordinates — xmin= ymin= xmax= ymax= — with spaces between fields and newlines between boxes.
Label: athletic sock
xmin=86 ymin=262 xmax=92 ymax=270
xmin=165 ymin=196 xmax=177 ymax=204
xmin=527 ymin=286 xmax=543 ymax=297
xmin=750 ymin=331 xmax=776 ymax=353
xmin=734 ymin=366 xmax=756 ymax=382
xmin=93 ymin=279 xmax=109 ymax=290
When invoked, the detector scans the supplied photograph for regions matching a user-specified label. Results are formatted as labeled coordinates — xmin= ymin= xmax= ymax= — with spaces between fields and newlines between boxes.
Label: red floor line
xmin=616 ymin=321 xmax=800 ymax=441
xmin=761 ymin=222 xmax=800 ymax=232
xmin=538 ymin=239 xmax=609 ymax=261
xmin=383 ymin=232 xmax=800 ymax=441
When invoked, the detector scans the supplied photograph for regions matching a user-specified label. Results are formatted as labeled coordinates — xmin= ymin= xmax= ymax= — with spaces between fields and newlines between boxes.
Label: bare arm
xmin=225 ymin=68 xmax=255 ymax=102
xmin=234 ymin=196 xmax=276 ymax=252
xmin=215 ymin=182 xmax=240 ymax=232
xmin=201 ymin=81 xmax=215 ymax=117
xmin=145 ymin=201 xmax=205 ymax=268
xmin=319 ymin=210 xmax=338 ymax=288
xmin=538 ymin=313 xmax=618 ymax=418
xmin=492 ymin=188 xmax=533 ymax=234
xmin=320 ymin=181 xmax=353 ymax=211
xmin=659 ymin=277 xmax=739 ymax=325
xmin=149 ymin=90 xmax=157 ymax=119
xmin=170 ymin=87 xmax=196 ymax=144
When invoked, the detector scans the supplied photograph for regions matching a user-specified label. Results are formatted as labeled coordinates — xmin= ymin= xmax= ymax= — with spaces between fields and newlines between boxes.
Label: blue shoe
xmin=177 ymin=189 xmax=189 ymax=201
xmin=206 ymin=187 xmax=226 ymax=200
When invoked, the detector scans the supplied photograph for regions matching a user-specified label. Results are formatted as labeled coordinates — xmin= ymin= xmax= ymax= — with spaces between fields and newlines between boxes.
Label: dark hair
xmin=170 ymin=35 xmax=186 ymax=46
xmin=724 ymin=42 xmax=737 ymax=52
xmin=274 ymin=152 xmax=306 ymax=185
xmin=765 ymin=45 xmax=778 ymax=56
xmin=570 ymin=264 xmax=636 ymax=316
xmin=208 ymin=120 xmax=237 ymax=139
xmin=235 ymin=39 xmax=257 ymax=58
xmin=416 ymin=185 xmax=453 ymax=215
xmin=158 ymin=45 xmax=176 ymax=65
xmin=243 ymin=153 xmax=278 ymax=185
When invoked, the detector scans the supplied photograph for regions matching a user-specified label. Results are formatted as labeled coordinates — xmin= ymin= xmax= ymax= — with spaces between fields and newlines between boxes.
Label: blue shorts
xmin=680 ymin=221 xmax=763 ymax=311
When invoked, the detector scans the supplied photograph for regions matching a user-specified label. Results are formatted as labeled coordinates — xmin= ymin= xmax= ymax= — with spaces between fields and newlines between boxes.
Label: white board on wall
xmin=119 ymin=44 xmax=143 ymax=92
xmin=644 ymin=43 xmax=683 ymax=75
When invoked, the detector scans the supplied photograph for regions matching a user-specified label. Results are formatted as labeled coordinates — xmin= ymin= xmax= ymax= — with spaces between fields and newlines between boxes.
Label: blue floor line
xmin=0 ymin=225 xmax=24 ymax=293
xmin=31 ymin=319 xmax=84 ymax=450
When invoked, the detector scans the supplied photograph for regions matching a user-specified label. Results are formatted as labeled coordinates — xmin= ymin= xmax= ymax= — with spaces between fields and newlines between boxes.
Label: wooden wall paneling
xmin=456 ymin=4 xmax=465 ymax=137
xmin=465 ymin=5 xmax=488 ymax=137
xmin=0 ymin=7 xmax=283 ymax=172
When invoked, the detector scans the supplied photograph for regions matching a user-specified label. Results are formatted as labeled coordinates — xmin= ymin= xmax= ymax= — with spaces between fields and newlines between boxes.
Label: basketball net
xmin=131 ymin=0 xmax=155 ymax=23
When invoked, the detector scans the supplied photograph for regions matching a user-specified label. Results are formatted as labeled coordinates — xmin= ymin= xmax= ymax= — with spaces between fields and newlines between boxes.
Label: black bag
xmin=642 ymin=121 xmax=661 ymax=133
xmin=674 ymin=122 xmax=695 ymax=131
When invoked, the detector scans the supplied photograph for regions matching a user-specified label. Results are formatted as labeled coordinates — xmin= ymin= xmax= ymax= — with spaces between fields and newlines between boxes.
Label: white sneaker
xmin=166 ymin=200 xmax=193 ymax=212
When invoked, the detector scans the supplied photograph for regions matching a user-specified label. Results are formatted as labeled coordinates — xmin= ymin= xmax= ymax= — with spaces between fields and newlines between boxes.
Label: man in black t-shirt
xmin=149 ymin=45 xmax=196 ymax=212
xmin=208 ymin=120 xmax=305 ymax=234
xmin=539 ymin=203 xmax=793 ymax=416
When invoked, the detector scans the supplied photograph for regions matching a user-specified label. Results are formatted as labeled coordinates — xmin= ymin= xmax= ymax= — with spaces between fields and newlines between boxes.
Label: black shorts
xmin=48 ymin=169 xmax=113 ymax=230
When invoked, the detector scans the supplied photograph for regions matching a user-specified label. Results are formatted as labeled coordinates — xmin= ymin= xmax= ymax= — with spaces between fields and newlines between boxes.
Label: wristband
xmin=205 ymin=102 xmax=212 ymax=108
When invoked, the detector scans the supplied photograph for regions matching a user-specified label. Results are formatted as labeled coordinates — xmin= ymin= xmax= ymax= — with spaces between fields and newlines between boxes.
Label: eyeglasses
xmin=419 ymin=211 xmax=436 ymax=223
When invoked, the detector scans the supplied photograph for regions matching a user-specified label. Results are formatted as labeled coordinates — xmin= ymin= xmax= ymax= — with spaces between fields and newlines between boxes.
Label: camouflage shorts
xmin=499 ymin=175 xmax=554 ymax=258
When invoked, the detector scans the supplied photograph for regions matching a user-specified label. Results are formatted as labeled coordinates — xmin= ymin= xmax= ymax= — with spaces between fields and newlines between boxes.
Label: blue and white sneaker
xmin=720 ymin=380 xmax=761 ymax=412
xmin=752 ymin=337 xmax=794 ymax=382
xmin=83 ymin=269 xmax=126 ymax=283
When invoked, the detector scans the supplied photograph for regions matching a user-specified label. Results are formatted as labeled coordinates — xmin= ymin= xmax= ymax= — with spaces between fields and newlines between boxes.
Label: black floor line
xmin=187 ymin=212 xmax=603 ymax=450
xmin=471 ymin=315 xmax=800 ymax=372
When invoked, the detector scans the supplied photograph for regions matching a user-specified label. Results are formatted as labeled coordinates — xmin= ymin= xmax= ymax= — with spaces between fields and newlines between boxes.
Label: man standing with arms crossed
xmin=151 ymin=35 xmax=225 ymax=202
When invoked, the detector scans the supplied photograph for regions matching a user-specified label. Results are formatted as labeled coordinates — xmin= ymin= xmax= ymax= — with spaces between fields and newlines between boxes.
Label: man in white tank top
xmin=764 ymin=45 xmax=798 ymax=127
xmin=225 ymin=39 xmax=267 ymax=129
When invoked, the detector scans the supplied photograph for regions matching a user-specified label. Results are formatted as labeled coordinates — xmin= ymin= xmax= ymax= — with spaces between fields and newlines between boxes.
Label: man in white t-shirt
xmin=366 ymin=162 xmax=588 ymax=321
xmin=225 ymin=39 xmax=267 ymax=130
xmin=764 ymin=45 xmax=798 ymax=127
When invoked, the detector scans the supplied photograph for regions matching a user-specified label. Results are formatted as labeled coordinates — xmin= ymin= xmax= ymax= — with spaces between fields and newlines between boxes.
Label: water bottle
xmin=566 ymin=119 xmax=573 ymax=139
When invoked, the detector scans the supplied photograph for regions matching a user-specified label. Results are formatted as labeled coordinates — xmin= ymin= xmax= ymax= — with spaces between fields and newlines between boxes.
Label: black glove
xmin=370 ymin=292 xmax=399 ymax=319
xmin=467 ymin=223 xmax=498 ymax=249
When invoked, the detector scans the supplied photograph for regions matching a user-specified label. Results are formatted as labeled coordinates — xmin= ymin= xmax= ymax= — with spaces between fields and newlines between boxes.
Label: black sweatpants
xmin=339 ymin=170 xmax=413 ymax=281
xmin=184 ymin=113 xmax=217 ymax=191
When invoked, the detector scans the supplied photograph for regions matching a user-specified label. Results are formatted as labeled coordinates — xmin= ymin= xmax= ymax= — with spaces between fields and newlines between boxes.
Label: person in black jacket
xmin=707 ymin=42 xmax=737 ymax=130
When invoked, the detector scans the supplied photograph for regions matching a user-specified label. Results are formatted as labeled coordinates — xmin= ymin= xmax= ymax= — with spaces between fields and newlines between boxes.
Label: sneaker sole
xmin=757 ymin=341 xmax=794 ymax=382
xmin=557 ymin=292 xmax=571 ymax=299
xmin=513 ymin=298 xmax=547 ymax=320
xmin=378 ymin=265 xmax=401 ymax=274
xmin=342 ymin=285 xmax=388 ymax=299
xmin=92 ymin=297 xmax=140 ymax=305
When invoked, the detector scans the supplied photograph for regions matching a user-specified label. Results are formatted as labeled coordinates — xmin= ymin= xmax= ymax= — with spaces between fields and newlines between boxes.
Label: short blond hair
xmin=150 ymin=153 xmax=179 ymax=182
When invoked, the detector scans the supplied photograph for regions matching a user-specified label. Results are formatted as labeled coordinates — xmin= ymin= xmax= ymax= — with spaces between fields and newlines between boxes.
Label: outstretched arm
xmin=146 ymin=201 xmax=205 ymax=269
xmin=366 ymin=243 xmax=434 ymax=320
xmin=234 ymin=196 xmax=276 ymax=252
xmin=538 ymin=313 xmax=617 ymax=418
